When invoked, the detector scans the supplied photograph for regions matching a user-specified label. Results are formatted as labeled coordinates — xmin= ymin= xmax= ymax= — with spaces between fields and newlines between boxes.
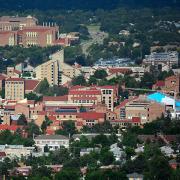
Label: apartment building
xmin=5 ymin=78 xmax=40 ymax=101
xmin=35 ymin=50 xmax=81 ymax=86
xmin=5 ymin=78 xmax=25 ymax=101
xmin=35 ymin=58 xmax=60 ymax=86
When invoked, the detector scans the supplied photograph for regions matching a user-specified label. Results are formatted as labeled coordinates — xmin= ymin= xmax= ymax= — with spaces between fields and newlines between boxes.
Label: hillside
xmin=0 ymin=0 xmax=179 ymax=10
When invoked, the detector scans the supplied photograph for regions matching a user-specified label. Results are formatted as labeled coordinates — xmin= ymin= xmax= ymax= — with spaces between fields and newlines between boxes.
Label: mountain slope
xmin=0 ymin=0 xmax=179 ymax=10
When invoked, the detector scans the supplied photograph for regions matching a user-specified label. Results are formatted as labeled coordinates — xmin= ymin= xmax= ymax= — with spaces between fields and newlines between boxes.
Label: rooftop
xmin=35 ymin=135 xmax=69 ymax=140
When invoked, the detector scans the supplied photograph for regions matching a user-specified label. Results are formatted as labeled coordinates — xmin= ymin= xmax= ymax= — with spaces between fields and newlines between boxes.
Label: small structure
xmin=110 ymin=143 xmax=125 ymax=161
xmin=34 ymin=135 xmax=69 ymax=152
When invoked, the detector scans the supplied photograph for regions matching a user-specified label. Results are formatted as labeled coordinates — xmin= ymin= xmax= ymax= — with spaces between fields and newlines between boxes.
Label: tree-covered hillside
xmin=0 ymin=0 xmax=179 ymax=10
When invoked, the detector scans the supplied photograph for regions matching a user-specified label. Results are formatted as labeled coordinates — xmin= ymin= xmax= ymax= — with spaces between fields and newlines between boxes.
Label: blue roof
xmin=147 ymin=92 xmax=180 ymax=108
xmin=147 ymin=92 xmax=165 ymax=103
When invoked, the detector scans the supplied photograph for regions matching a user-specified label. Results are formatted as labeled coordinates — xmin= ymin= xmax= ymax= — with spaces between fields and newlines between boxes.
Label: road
xmin=81 ymin=25 xmax=108 ymax=56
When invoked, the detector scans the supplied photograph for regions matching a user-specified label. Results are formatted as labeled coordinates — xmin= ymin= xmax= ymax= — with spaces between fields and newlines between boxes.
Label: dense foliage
xmin=0 ymin=0 xmax=179 ymax=10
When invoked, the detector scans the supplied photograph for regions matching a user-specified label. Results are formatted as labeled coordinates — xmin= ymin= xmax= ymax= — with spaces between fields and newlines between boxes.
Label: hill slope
xmin=0 ymin=0 xmax=179 ymax=10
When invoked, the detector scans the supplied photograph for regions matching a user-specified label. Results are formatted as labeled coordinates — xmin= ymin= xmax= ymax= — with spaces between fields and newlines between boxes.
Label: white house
xmin=34 ymin=135 xmax=69 ymax=152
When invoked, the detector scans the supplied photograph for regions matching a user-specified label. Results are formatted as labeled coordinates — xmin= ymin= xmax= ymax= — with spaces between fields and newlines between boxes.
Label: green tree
xmin=56 ymin=120 xmax=77 ymax=136
xmin=0 ymin=88 xmax=5 ymax=99
xmin=146 ymin=155 xmax=172 ymax=180
xmin=100 ymin=149 xmax=114 ymax=165
xmin=25 ymin=92 xmax=42 ymax=101
xmin=36 ymin=78 xmax=49 ymax=95
xmin=91 ymin=134 xmax=110 ymax=147
xmin=41 ymin=116 xmax=52 ymax=133
xmin=88 ymin=75 xmax=97 ymax=85
xmin=55 ymin=169 xmax=80 ymax=180
xmin=94 ymin=69 xmax=108 ymax=79
xmin=72 ymin=75 xmax=87 ymax=86
xmin=86 ymin=170 xmax=127 ymax=180
xmin=49 ymin=147 xmax=70 ymax=164
xmin=17 ymin=114 xmax=27 ymax=126
xmin=26 ymin=121 xmax=41 ymax=138
xmin=122 ymin=132 xmax=137 ymax=148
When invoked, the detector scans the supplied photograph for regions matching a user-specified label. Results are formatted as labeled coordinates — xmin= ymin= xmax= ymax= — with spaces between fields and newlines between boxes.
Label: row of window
xmin=6 ymin=82 xmax=23 ymax=84
xmin=102 ymin=90 xmax=112 ymax=94
xmin=73 ymin=100 xmax=95 ymax=104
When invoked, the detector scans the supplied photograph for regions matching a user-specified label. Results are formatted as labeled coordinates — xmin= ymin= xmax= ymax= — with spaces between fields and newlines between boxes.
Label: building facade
xmin=0 ymin=15 xmax=60 ymax=47
xmin=5 ymin=78 xmax=25 ymax=100
xmin=34 ymin=135 xmax=69 ymax=152
xmin=143 ymin=51 xmax=179 ymax=72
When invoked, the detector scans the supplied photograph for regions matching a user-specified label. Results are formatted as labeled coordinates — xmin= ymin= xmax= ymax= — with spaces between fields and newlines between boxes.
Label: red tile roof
xmin=0 ymin=124 xmax=19 ymax=131
xmin=71 ymin=96 xmax=97 ymax=100
xmin=4 ymin=105 xmax=15 ymax=110
xmin=25 ymin=80 xmax=40 ymax=91
xmin=132 ymin=117 xmax=141 ymax=123
xmin=70 ymin=85 xmax=87 ymax=90
xmin=69 ymin=90 xmax=101 ymax=95
xmin=115 ymin=99 xmax=130 ymax=109
xmin=115 ymin=97 xmax=138 ymax=110
xmin=43 ymin=95 xmax=68 ymax=102
xmin=46 ymin=129 xmax=55 ymax=135
xmin=78 ymin=112 xmax=105 ymax=120
xmin=0 ymin=74 xmax=6 ymax=80
xmin=48 ymin=115 xmax=57 ymax=121
xmin=154 ymin=80 xmax=165 ymax=87
xmin=6 ymin=78 xmax=24 ymax=81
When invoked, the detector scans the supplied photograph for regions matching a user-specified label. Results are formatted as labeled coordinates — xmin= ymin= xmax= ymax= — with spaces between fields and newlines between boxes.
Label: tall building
xmin=5 ymin=78 xmax=25 ymax=101
xmin=5 ymin=78 xmax=40 ymax=100
xmin=35 ymin=57 xmax=60 ymax=86
xmin=35 ymin=50 xmax=81 ymax=86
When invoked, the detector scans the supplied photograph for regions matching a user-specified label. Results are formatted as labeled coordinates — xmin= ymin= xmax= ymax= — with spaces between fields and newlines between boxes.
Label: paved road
xmin=81 ymin=25 xmax=108 ymax=56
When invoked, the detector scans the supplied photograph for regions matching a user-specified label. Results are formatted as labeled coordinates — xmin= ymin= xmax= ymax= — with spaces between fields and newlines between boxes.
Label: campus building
xmin=0 ymin=15 xmax=60 ymax=47
xmin=143 ymin=51 xmax=179 ymax=72
xmin=35 ymin=50 xmax=81 ymax=86
xmin=0 ymin=15 xmax=38 ymax=31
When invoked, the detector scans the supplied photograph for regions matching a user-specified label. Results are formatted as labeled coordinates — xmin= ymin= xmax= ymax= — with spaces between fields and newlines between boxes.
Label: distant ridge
xmin=0 ymin=0 xmax=179 ymax=10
